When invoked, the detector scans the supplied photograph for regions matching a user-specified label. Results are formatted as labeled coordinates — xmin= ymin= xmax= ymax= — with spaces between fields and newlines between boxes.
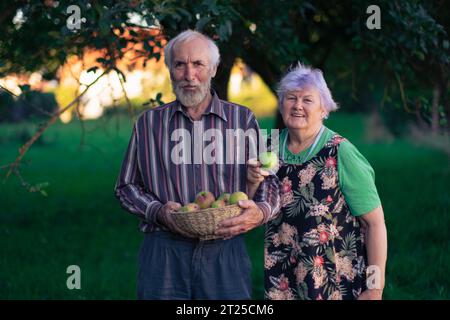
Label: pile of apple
xmin=178 ymin=191 xmax=249 ymax=212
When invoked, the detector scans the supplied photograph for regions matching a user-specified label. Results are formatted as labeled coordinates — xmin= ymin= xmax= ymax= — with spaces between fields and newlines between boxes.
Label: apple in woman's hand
xmin=259 ymin=152 xmax=278 ymax=170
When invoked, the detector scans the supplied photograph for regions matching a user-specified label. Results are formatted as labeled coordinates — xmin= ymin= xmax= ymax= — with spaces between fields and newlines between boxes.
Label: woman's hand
xmin=357 ymin=289 xmax=383 ymax=300
xmin=247 ymin=158 xmax=269 ymax=183
xmin=247 ymin=158 xmax=269 ymax=198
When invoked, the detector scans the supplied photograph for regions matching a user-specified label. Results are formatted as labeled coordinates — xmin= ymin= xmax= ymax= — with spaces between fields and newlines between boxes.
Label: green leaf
xmin=143 ymin=41 xmax=153 ymax=53
xmin=226 ymin=20 xmax=232 ymax=35
xmin=413 ymin=50 xmax=425 ymax=61
xmin=196 ymin=17 xmax=212 ymax=31
xmin=19 ymin=84 xmax=31 ymax=93
xmin=99 ymin=17 xmax=110 ymax=36
xmin=87 ymin=66 xmax=98 ymax=73
xmin=96 ymin=57 xmax=109 ymax=66
xmin=325 ymin=248 xmax=335 ymax=263
xmin=218 ymin=23 xmax=229 ymax=40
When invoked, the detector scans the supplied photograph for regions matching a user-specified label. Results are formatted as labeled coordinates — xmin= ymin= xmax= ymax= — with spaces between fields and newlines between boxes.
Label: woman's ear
xmin=321 ymin=107 xmax=328 ymax=119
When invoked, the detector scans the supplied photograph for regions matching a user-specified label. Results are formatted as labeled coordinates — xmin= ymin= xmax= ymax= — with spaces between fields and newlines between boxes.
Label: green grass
xmin=0 ymin=113 xmax=449 ymax=299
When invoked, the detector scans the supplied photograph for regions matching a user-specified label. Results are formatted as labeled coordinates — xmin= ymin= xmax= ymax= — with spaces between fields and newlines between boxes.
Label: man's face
xmin=171 ymin=37 xmax=217 ymax=108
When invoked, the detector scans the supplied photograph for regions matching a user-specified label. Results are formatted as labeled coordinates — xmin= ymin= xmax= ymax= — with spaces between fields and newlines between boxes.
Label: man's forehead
xmin=172 ymin=38 xmax=211 ymax=62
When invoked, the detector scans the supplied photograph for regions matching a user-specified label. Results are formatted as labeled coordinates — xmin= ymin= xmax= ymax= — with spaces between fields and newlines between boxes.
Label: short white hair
xmin=277 ymin=62 xmax=338 ymax=117
xmin=163 ymin=29 xmax=220 ymax=71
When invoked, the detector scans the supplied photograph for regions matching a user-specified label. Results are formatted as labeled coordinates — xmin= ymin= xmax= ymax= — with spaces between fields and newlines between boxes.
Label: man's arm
xmin=114 ymin=125 xmax=163 ymax=225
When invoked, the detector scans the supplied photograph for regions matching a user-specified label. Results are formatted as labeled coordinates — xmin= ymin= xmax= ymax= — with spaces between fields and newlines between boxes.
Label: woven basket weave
xmin=172 ymin=204 xmax=242 ymax=240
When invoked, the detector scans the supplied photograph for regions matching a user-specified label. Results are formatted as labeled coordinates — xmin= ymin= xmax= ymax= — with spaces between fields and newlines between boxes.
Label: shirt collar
xmin=169 ymin=90 xmax=228 ymax=122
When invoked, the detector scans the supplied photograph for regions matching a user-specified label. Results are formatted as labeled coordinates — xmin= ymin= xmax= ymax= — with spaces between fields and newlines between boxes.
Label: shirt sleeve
xmin=253 ymin=175 xmax=281 ymax=223
xmin=114 ymin=124 xmax=164 ymax=224
xmin=246 ymin=113 xmax=281 ymax=223
xmin=338 ymin=140 xmax=381 ymax=216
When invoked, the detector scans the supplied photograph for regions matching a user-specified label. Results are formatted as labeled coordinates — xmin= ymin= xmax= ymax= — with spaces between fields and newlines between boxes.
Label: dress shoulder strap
xmin=324 ymin=134 xmax=346 ymax=149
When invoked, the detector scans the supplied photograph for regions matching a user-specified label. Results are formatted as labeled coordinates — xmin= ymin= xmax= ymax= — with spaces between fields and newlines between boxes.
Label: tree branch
xmin=3 ymin=69 xmax=111 ymax=181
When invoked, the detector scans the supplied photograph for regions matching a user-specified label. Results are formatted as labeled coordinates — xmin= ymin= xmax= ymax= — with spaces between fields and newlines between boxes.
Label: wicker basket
xmin=172 ymin=204 xmax=242 ymax=240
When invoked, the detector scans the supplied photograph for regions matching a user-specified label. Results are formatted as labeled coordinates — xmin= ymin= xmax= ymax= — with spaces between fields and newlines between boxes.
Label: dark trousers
xmin=137 ymin=230 xmax=252 ymax=300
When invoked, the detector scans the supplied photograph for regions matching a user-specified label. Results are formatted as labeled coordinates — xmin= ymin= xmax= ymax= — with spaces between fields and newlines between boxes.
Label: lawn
xmin=0 ymin=112 xmax=449 ymax=299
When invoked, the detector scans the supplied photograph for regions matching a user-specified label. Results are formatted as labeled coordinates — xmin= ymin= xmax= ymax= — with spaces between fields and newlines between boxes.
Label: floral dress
xmin=264 ymin=134 xmax=367 ymax=300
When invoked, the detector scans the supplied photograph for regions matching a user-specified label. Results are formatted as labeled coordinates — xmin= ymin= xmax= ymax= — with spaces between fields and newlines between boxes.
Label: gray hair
xmin=164 ymin=29 xmax=221 ymax=72
xmin=277 ymin=63 xmax=338 ymax=117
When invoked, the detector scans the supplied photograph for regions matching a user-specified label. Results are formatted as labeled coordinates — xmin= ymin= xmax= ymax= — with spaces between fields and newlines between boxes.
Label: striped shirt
xmin=114 ymin=91 xmax=280 ymax=233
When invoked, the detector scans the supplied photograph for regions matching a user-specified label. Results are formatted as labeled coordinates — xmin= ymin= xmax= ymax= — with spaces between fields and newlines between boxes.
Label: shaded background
xmin=0 ymin=0 xmax=449 ymax=299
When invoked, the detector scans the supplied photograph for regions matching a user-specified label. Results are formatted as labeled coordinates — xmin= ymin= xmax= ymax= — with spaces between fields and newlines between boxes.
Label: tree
xmin=0 ymin=0 xmax=449 ymax=186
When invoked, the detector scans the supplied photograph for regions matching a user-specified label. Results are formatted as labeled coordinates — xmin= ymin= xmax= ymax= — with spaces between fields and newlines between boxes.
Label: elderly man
xmin=115 ymin=30 xmax=279 ymax=300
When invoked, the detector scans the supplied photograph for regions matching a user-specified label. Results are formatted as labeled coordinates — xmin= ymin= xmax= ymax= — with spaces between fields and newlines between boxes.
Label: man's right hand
xmin=156 ymin=201 xmax=195 ymax=238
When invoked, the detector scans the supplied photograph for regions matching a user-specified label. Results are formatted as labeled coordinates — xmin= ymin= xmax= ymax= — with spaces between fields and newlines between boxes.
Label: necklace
xmin=281 ymin=125 xmax=324 ymax=164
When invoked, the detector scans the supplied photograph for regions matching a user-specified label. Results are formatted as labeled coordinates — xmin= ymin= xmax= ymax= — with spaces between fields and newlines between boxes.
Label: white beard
xmin=173 ymin=80 xmax=211 ymax=107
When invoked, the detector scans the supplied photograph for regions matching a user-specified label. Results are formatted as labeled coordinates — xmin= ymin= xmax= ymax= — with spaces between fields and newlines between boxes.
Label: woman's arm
xmin=246 ymin=159 xmax=268 ymax=199
xmin=247 ymin=182 xmax=261 ymax=199
xmin=357 ymin=205 xmax=388 ymax=300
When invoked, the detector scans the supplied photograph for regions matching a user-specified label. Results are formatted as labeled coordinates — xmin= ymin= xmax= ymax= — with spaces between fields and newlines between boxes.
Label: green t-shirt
xmin=278 ymin=127 xmax=381 ymax=216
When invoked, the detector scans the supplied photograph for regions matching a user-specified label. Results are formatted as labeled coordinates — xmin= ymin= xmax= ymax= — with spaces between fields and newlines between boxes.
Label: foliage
xmin=0 ymin=0 xmax=448 ymax=132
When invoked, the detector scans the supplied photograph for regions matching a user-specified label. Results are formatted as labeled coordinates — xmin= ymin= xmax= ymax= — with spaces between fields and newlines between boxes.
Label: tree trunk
xmin=213 ymin=53 xmax=235 ymax=101
xmin=241 ymin=51 xmax=285 ymax=129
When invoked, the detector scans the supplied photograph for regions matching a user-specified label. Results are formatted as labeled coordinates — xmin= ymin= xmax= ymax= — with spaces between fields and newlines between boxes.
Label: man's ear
xmin=210 ymin=65 xmax=218 ymax=78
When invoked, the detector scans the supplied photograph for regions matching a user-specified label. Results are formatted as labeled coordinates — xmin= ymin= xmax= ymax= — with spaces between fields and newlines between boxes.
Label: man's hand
xmin=157 ymin=201 xmax=195 ymax=238
xmin=357 ymin=289 xmax=383 ymax=300
xmin=214 ymin=200 xmax=264 ymax=239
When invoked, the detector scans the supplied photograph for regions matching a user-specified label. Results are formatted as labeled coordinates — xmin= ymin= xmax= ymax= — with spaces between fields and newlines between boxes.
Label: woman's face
xmin=280 ymin=87 xmax=325 ymax=131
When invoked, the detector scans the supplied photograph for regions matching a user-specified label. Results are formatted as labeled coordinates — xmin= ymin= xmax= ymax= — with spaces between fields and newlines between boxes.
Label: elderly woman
xmin=248 ymin=64 xmax=387 ymax=300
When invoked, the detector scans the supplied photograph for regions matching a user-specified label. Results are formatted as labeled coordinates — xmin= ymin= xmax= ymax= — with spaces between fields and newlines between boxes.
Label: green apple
xmin=195 ymin=191 xmax=215 ymax=209
xmin=259 ymin=152 xmax=278 ymax=170
xmin=229 ymin=191 xmax=248 ymax=205
xmin=211 ymin=199 xmax=226 ymax=208
xmin=217 ymin=193 xmax=231 ymax=204
xmin=179 ymin=203 xmax=200 ymax=212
